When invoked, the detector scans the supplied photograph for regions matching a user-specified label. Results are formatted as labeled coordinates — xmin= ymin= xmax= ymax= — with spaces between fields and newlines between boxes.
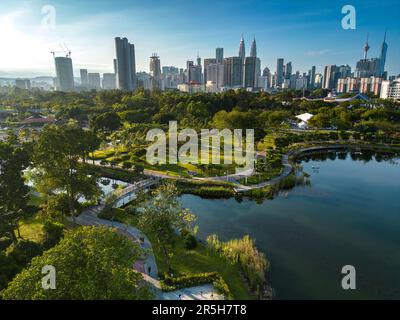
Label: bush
xmin=183 ymin=233 xmax=197 ymax=250
xmin=6 ymin=240 xmax=43 ymax=266
xmin=185 ymin=186 xmax=235 ymax=199
xmin=43 ymin=221 xmax=64 ymax=249
xmin=213 ymin=276 xmax=233 ymax=299
xmin=279 ymin=174 xmax=296 ymax=190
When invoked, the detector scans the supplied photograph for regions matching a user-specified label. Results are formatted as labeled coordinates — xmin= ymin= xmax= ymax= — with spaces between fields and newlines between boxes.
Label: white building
xmin=177 ymin=83 xmax=204 ymax=93
xmin=102 ymin=73 xmax=116 ymax=90
xmin=380 ymin=78 xmax=400 ymax=101
xmin=295 ymin=113 xmax=314 ymax=129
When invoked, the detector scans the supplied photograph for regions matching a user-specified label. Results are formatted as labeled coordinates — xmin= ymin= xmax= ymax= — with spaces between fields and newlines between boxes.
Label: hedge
xmin=160 ymin=272 xmax=233 ymax=299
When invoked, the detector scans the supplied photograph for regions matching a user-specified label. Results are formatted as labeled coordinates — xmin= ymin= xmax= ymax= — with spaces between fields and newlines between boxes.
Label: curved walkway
xmin=234 ymin=142 xmax=400 ymax=192
xmin=75 ymin=205 xmax=163 ymax=298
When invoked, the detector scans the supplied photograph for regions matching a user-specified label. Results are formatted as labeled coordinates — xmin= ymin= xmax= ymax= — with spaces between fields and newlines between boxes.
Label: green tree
xmin=90 ymin=111 xmax=122 ymax=135
xmin=33 ymin=122 xmax=101 ymax=223
xmin=0 ymin=140 xmax=30 ymax=242
xmin=1 ymin=226 xmax=152 ymax=300
xmin=137 ymin=184 xmax=196 ymax=272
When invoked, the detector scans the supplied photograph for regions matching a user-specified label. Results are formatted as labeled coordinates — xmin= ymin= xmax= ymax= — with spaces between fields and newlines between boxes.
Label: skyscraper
xmin=204 ymin=58 xmax=217 ymax=83
xmin=285 ymin=62 xmax=292 ymax=80
xmin=238 ymin=35 xmax=245 ymax=60
xmin=379 ymin=31 xmax=388 ymax=77
xmin=250 ymin=36 xmax=257 ymax=58
xmin=187 ymin=60 xmax=202 ymax=84
xmin=80 ymin=69 xmax=88 ymax=85
xmin=338 ymin=65 xmax=352 ymax=78
xmin=309 ymin=66 xmax=316 ymax=89
xmin=323 ymin=65 xmax=340 ymax=90
xmin=115 ymin=37 xmax=137 ymax=91
xmin=224 ymin=57 xmax=243 ymax=87
xmin=243 ymin=57 xmax=260 ymax=88
xmin=54 ymin=56 xmax=74 ymax=92
xmin=88 ymin=73 xmax=101 ymax=89
xmin=276 ymin=58 xmax=284 ymax=88
xmin=149 ymin=53 xmax=162 ymax=90
xmin=206 ymin=62 xmax=225 ymax=88
xmin=216 ymin=48 xmax=224 ymax=62
xmin=102 ymin=73 xmax=116 ymax=90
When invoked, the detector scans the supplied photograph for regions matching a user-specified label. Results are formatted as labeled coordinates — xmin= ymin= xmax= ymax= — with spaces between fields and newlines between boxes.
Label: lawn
xmin=18 ymin=217 xmax=45 ymax=243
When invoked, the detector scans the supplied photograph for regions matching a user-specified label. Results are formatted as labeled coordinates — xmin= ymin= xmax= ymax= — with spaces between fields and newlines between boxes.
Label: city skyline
xmin=0 ymin=0 xmax=399 ymax=78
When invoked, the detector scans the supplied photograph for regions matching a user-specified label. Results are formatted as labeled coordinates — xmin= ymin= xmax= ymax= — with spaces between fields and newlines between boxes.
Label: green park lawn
xmin=18 ymin=218 xmax=45 ymax=243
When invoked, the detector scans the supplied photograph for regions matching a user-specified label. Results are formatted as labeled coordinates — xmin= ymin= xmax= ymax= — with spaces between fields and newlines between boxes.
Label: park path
xmin=75 ymin=197 xmax=163 ymax=299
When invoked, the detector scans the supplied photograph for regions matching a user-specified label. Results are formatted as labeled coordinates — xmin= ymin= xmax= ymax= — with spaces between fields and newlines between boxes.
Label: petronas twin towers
xmin=239 ymin=35 xmax=257 ymax=59
xmin=238 ymin=35 xmax=260 ymax=88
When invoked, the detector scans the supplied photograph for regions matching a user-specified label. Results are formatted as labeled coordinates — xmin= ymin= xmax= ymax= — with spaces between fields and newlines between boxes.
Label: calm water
xmin=181 ymin=151 xmax=400 ymax=299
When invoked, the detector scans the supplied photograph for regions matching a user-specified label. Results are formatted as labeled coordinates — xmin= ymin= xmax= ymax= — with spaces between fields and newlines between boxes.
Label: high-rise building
xmin=102 ymin=73 xmax=116 ymax=90
xmin=309 ymin=66 xmax=316 ymax=89
xmin=243 ymin=57 xmax=260 ymax=88
xmin=136 ymin=72 xmax=152 ymax=90
xmin=204 ymin=58 xmax=217 ymax=83
xmin=285 ymin=62 xmax=292 ymax=80
xmin=88 ymin=73 xmax=101 ymax=89
xmin=250 ymin=36 xmax=257 ymax=58
xmin=238 ymin=35 xmax=246 ymax=60
xmin=15 ymin=79 xmax=31 ymax=90
xmin=186 ymin=60 xmax=202 ymax=84
xmin=54 ymin=56 xmax=74 ymax=92
xmin=80 ymin=69 xmax=88 ymax=85
xmin=323 ymin=65 xmax=340 ymax=90
xmin=379 ymin=31 xmax=388 ymax=78
xmin=216 ymin=48 xmax=224 ymax=62
xmin=115 ymin=37 xmax=137 ymax=91
xmin=149 ymin=53 xmax=162 ymax=90
xmin=380 ymin=78 xmax=400 ymax=100
xmin=224 ymin=57 xmax=243 ymax=87
xmin=276 ymin=58 xmax=284 ymax=87
xmin=337 ymin=77 xmax=360 ymax=93
xmin=206 ymin=62 xmax=224 ymax=89
xmin=338 ymin=65 xmax=352 ymax=78
xmin=260 ymin=67 xmax=271 ymax=89
xmin=162 ymin=66 xmax=182 ymax=89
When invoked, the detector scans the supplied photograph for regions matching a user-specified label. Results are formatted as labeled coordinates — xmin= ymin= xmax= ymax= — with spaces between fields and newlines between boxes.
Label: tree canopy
xmin=1 ymin=226 xmax=152 ymax=300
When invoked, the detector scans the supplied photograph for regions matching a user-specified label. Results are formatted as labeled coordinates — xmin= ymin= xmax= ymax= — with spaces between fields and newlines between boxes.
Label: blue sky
xmin=0 ymin=0 xmax=399 ymax=77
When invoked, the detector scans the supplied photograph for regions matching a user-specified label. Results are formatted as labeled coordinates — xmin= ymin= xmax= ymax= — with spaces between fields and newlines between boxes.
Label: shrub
xmin=160 ymin=272 xmax=233 ymax=299
xmin=6 ymin=240 xmax=43 ymax=266
xmin=43 ymin=221 xmax=64 ymax=249
xmin=183 ymin=233 xmax=197 ymax=250
xmin=279 ymin=174 xmax=296 ymax=190
xmin=185 ymin=186 xmax=235 ymax=199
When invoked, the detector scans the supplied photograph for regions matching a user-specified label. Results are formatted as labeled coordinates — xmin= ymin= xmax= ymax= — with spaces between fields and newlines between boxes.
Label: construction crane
xmin=51 ymin=42 xmax=71 ymax=58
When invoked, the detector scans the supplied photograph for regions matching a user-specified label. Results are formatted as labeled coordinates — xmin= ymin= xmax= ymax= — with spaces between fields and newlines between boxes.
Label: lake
xmin=181 ymin=150 xmax=400 ymax=299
